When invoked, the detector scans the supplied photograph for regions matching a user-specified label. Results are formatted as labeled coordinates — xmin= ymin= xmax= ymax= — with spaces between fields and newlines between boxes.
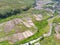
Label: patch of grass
xmin=0 ymin=31 xmax=5 ymax=38
xmin=0 ymin=26 xmax=6 ymax=38
xmin=53 ymin=17 xmax=60 ymax=23
xmin=0 ymin=40 xmax=11 ymax=45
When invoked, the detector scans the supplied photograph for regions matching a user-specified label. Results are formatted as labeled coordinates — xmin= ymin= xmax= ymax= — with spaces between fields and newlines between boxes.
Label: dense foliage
xmin=0 ymin=0 xmax=35 ymax=19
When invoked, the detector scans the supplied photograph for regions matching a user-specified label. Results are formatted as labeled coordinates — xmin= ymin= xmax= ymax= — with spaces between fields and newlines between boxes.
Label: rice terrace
xmin=0 ymin=0 xmax=60 ymax=45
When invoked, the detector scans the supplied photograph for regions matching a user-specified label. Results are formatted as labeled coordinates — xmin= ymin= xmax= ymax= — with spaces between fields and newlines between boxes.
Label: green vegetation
xmin=32 ymin=18 xmax=60 ymax=45
xmin=0 ymin=14 xmax=23 ymax=23
xmin=39 ymin=26 xmax=60 ymax=45
xmin=0 ymin=26 xmax=7 ymax=38
xmin=0 ymin=41 xmax=11 ymax=45
xmin=34 ymin=20 xmax=48 ymax=30
xmin=0 ymin=0 xmax=35 ymax=19
xmin=40 ymin=35 xmax=60 ymax=45
xmin=0 ymin=31 xmax=5 ymax=38
xmin=53 ymin=17 xmax=60 ymax=23
xmin=0 ymin=0 xmax=35 ymax=23
xmin=0 ymin=8 xmax=52 ymax=45
xmin=0 ymin=0 xmax=58 ymax=45
xmin=0 ymin=8 xmax=51 ymax=23
xmin=23 ymin=9 xmax=53 ymax=21
xmin=14 ymin=19 xmax=48 ymax=45
xmin=53 ymin=10 xmax=59 ymax=16
xmin=16 ymin=23 xmax=29 ymax=32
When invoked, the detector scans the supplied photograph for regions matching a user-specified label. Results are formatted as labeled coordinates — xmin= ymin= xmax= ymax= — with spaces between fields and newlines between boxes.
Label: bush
xmin=0 ymin=8 xmax=21 ymax=18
